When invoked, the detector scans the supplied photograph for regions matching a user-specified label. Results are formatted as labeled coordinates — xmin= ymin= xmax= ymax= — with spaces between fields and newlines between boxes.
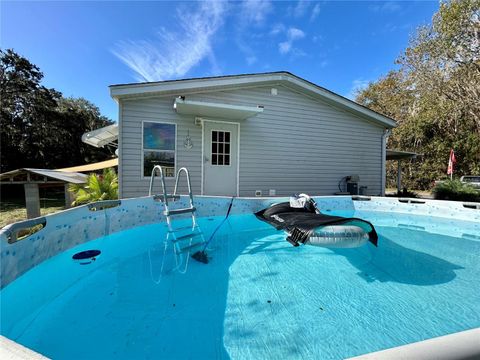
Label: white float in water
xmin=305 ymin=225 xmax=369 ymax=248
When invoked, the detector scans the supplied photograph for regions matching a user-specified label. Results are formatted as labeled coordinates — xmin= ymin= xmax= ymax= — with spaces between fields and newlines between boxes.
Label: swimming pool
xmin=1 ymin=196 xmax=479 ymax=359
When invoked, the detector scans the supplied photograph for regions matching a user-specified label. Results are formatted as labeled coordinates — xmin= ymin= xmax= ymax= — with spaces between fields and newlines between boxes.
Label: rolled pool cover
xmin=255 ymin=202 xmax=378 ymax=247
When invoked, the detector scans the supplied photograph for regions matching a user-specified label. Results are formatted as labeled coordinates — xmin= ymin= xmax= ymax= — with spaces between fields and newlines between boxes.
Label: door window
xmin=211 ymin=130 xmax=230 ymax=166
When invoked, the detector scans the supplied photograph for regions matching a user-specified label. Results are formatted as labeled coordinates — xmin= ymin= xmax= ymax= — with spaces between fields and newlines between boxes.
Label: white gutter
xmin=381 ymin=129 xmax=392 ymax=196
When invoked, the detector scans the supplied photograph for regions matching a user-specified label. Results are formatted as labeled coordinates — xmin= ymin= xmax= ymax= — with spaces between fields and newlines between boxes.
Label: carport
xmin=0 ymin=169 xmax=86 ymax=219
xmin=386 ymin=149 xmax=419 ymax=192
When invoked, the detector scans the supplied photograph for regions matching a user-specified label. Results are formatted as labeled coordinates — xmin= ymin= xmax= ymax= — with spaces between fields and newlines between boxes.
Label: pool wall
xmin=0 ymin=335 xmax=48 ymax=360
xmin=1 ymin=195 xmax=479 ymax=289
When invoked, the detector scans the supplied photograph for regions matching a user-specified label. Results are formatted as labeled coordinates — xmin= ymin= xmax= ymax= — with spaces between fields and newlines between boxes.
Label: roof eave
xmin=110 ymin=73 xmax=285 ymax=99
xmin=282 ymin=75 xmax=397 ymax=128
xmin=110 ymin=72 xmax=397 ymax=128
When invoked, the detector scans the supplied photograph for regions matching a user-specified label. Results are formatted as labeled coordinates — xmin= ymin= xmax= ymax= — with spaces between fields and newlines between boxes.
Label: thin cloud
xmin=292 ymin=0 xmax=309 ymax=18
xmin=112 ymin=1 xmax=226 ymax=82
xmin=279 ymin=42 xmax=292 ymax=54
xmin=370 ymin=1 xmax=401 ymax=13
xmin=348 ymin=78 xmax=371 ymax=100
xmin=384 ymin=23 xmax=398 ymax=32
xmin=237 ymin=0 xmax=273 ymax=65
xmin=319 ymin=60 xmax=328 ymax=68
xmin=310 ymin=3 xmax=321 ymax=21
xmin=270 ymin=23 xmax=286 ymax=36
xmin=279 ymin=27 xmax=305 ymax=54
xmin=383 ymin=1 xmax=401 ymax=12
xmin=246 ymin=56 xmax=257 ymax=65
xmin=240 ymin=0 xmax=272 ymax=25
xmin=287 ymin=1 xmax=320 ymax=20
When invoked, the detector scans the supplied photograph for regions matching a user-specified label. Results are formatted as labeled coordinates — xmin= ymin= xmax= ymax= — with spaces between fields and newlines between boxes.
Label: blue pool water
xmin=1 ymin=210 xmax=479 ymax=359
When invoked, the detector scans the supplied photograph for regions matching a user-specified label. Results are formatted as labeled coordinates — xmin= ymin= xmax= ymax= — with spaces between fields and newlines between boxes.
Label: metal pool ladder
xmin=149 ymin=165 xmax=205 ymax=255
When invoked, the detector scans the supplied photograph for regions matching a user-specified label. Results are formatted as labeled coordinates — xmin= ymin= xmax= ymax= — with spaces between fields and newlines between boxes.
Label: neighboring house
xmin=109 ymin=72 xmax=396 ymax=198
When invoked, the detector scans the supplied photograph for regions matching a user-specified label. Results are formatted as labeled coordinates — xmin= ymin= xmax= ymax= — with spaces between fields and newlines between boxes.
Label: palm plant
xmin=69 ymin=168 xmax=118 ymax=206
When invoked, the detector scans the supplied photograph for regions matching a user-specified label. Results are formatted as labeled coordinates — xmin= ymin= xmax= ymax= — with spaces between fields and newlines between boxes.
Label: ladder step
xmin=168 ymin=225 xmax=198 ymax=233
xmin=178 ymin=241 xmax=206 ymax=253
xmin=164 ymin=207 xmax=196 ymax=216
xmin=172 ymin=231 xmax=203 ymax=242
xmin=153 ymin=194 xmax=180 ymax=202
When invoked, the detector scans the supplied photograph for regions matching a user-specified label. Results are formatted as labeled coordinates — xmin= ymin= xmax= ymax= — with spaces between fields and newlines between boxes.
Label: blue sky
xmin=1 ymin=1 xmax=439 ymax=121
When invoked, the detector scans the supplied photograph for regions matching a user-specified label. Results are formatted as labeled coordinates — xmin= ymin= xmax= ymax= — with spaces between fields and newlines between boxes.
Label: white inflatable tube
xmin=306 ymin=225 xmax=369 ymax=248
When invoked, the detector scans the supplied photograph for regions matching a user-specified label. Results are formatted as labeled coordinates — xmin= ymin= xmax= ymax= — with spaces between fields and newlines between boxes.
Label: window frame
xmin=141 ymin=120 xmax=177 ymax=179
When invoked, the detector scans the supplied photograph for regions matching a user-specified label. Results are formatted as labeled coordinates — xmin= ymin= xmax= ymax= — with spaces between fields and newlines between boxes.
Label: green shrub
xmin=433 ymin=179 xmax=480 ymax=202
xmin=385 ymin=188 xmax=418 ymax=198
xmin=69 ymin=168 xmax=118 ymax=206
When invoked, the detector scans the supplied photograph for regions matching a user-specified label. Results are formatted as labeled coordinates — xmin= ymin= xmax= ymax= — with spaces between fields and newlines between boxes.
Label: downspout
xmin=381 ymin=129 xmax=392 ymax=196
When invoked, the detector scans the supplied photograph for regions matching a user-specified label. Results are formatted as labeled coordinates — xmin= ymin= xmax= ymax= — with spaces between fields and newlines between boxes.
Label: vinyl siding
xmin=119 ymin=97 xmax=202 ymax=197
xmin=119 ymin=84 xmax=385 ymax=198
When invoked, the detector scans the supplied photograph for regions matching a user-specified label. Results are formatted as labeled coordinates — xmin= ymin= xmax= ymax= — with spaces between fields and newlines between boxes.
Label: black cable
xmin=201 ymin=196 xmax=235 ymax=252
xmin=192 ymin=196 xmax=235 ymax=263
xmin=338 ymin=176 xmax=347 ymax=192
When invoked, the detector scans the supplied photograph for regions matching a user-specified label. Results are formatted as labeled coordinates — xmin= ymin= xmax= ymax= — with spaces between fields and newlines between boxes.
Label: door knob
xmin=204 ymin=156 xmax=209 ymax=163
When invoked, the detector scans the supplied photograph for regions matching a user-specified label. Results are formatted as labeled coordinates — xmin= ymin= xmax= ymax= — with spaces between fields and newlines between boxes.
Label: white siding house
xmin=110 ymin=72 xmax=396 ymax=198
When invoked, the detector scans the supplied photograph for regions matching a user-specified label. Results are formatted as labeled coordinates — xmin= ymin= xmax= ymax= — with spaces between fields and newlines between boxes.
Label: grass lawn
xmin=0 ymin=189 xmax=65 ymax=228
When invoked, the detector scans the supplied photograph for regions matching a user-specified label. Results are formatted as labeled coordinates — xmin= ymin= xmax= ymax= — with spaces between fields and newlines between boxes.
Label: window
xmin=143 ymin=122 xmax=176 ymax=177
xmin=211 ymin=130 xmax=230 ymax=165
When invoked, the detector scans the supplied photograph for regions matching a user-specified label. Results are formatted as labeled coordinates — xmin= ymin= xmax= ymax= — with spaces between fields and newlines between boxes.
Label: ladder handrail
xmin=149 ymin=165 xmax=169 ymax=206
xmin=173 ymin=167 xmax=196 ymax=225
xmin=173 ymin=167 xmax=191 ymax=196
xmin=174 ymin=167 xmax=194 ymax=202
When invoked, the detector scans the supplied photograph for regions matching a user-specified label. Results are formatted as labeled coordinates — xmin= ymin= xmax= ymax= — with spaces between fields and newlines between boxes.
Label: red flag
xmin=447 ymin=149 xmax=456 ymax=175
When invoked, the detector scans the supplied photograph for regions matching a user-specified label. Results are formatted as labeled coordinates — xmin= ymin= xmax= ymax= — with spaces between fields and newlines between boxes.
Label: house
xmin=109 ymin=72 xmax=396 ymax=198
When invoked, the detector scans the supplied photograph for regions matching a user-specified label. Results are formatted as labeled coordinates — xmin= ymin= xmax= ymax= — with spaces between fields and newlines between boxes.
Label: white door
xmin=203 ymin=121 xmax=238 ymax=196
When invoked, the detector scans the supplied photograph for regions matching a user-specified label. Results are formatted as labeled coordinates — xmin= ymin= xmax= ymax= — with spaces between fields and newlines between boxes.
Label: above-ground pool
xmin=1 ymin=196 xmax=479 ymax=359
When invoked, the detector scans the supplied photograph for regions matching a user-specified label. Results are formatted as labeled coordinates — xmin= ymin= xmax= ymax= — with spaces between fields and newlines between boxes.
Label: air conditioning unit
xmin=346 ymin=175 xmax=360 ymax=195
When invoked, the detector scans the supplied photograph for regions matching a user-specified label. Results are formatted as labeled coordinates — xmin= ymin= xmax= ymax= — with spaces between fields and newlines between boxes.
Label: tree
xmin=0 ymin=49 xmax=114 ymax=172
xmin=43 ymin=97 xmax=113 ymax=168
xmin=0 ymin=49 xmax=61 ymax=171
xmin=356 ymin=0 xmax=480 ymax=189
xmin=69 ymin=168 xmax=118 ymax=206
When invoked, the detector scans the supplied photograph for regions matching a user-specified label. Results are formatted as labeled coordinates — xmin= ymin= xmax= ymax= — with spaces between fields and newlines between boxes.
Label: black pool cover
xmin=255 ymin=202 xmax=378 ymax=246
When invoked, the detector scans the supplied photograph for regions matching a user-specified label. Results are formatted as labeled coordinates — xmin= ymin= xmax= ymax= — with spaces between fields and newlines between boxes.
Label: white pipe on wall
xmin=381 ymin=129 xmax=392 ymax=196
